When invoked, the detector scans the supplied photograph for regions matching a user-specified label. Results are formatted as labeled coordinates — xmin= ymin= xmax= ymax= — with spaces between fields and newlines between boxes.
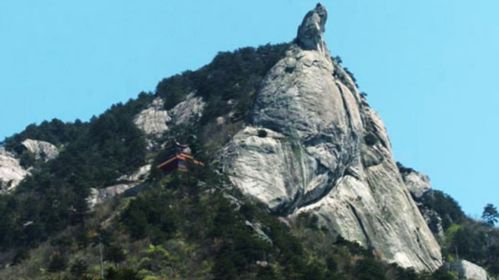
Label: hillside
xmin=0 ymin=3 xmax=498 ymax=280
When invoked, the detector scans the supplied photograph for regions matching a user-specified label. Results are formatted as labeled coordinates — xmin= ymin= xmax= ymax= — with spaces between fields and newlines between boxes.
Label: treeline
xmin=0 ymin=93 xmax=153 ymax=251
xmin=418 ymin=190 xmax=499 ymax=276
xmin=2 ymin=118 xmax=87 ymax=153
xmin=156 ymin=43 xmax=290 ymax=124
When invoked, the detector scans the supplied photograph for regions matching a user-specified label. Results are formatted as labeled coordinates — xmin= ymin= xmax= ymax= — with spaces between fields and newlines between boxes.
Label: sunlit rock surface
xmin=21 ymin=139 xmax=59 ymax=162
xmin=0 ymin=149 xmax=28 ymax=193
xmin=449 ymin=260 xmax=491 ymax=280
xmin=134 ymin=94 xmax=205 ymax=148
xmin=222 ymin=3 xmax=442 ymax=272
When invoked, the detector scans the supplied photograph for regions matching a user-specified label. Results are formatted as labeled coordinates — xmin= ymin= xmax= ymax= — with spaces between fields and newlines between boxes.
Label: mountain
xmin=221 ymin=4 xmax=441 ymax=271
xmin=0 ymin=3 xmax=497 ymax=280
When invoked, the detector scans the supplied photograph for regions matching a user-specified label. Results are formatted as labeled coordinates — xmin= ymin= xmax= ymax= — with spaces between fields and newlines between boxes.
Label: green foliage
xmin=430 ymin=267 xmax=458 ymax=280
xmin=156 ymin=44 xmax=289 ymax=125
xmin=122 ymin=188 xmax=178 ymax=241
xmin=209 ymin=197 xmax=272 ymax=279
xmin=3 ymin=156 xmax=485 ymax=279
xmin=69 ymin=258 xmax=88 ymax=278
xmin=353 ymin=259 xmax=387 ymax=280
xmin=0 ymin=93 xmax=152 ymax=250
xmin=419 ymin=190 xmax=465 ymax=230
xmin=444 ymin=222 xmax=491 ymax=263
xmin=105 ymin=267 xmax=141 ymax=280
xmin=2 ymin=41 xmax=497 ymax=280
xmin=420 ymin=190 xmax=499 ymax=276
xmin=47 ymin=252 xmax=67 ymax=273
xmin=104 ymin=244 xmax=126 ymax=264
xmin=482 ymin=203 xmax=499 ymax=226
xmin=2 ymin=118 xmax=87 ymax=152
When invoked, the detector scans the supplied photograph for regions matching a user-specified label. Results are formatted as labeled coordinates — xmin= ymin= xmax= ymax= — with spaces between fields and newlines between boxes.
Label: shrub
xmin=69 ymin=258 xmax=88 ymax=277
xmin=353 ymin=259 xmax=387 ymax=280
xmin=419 ymin=190 xmax=465 ymax=230
xmin=105 ymin=267 xmax=141 ymax=280
xmin=47 ymin=252 xmax=67 ymax=273
xmin=257 ymin=129 xmax=268 ymax=138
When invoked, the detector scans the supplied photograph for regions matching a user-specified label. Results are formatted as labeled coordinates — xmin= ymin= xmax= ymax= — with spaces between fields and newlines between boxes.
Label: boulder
xmin=21 ymin=139 xmax=59 ymax=162
xmin=449 ymin=260 xmax=491 ymax=280
xmin=398 ymin=163 xmax=431 ymax=198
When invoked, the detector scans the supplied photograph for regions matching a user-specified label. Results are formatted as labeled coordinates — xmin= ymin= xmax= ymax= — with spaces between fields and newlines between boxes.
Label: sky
xmin=0 ymin=0 xmax=498 ymax=216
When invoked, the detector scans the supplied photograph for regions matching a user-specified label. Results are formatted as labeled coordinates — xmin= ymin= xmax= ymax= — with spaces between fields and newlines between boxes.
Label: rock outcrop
xmin=169 ymin=93 xmax=205 ymax=126
xmin=222 ymin=3 xmax=442 ymax=272
xmin=398 ymin=163 xmax=431 ymax=198
xmin=134 ymin=98 xmax=171 ymax=137
xmin=21 ymin=139 xmax=59 ymax=162
xmin=296 ymin=3 xmax=328 ymax=54
xmin=0 ymin=149 xmax=28 ymax=193
xmin=87 ymin=165 xmax=151 ymax=209
xmin=397 ymin=164 xmax=446 ymax=239
xmin=448 ymin=260 xmax=491 ymax=280
xmin=134 ymin=94 xmax=205 ymax=148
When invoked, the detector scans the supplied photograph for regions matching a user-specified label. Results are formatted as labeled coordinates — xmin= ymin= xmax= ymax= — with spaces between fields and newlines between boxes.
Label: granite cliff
xmin=222 ymin=3 xmax=442 ymax=272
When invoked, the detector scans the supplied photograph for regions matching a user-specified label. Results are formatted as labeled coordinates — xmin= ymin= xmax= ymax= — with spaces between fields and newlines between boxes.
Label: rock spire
xmin=296 ymin=3 xmax=328 ymax=53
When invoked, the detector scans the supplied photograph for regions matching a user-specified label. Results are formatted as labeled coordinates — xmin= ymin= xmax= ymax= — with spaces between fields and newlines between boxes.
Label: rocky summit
xmin=222 ymin=3 xmax=442 ymax=272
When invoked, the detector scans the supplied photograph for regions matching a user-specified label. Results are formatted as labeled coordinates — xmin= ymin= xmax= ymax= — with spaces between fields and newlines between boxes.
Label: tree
xmin=47 ymin=252 xmax=67 ymax=273
xmin=104 ymin=244 xmax=126 ymax=264
xmin=482 ymin=203 xmax=499 ymax=226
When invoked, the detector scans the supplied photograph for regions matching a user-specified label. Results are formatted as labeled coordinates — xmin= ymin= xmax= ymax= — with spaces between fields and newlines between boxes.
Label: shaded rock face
xmin=297 ymin=3 xmax=328 ymax=54
xmin=21 ymin=139 xmax=59 ymax=162
xmin=0 ymin=149 xmax=28 ymax=193
xmin=449 ymin=260 xmax=491 ymax=280
xmin=87 ymin=164 xmax=151 ymax=209
xmin=222 ymin=4 xmax=442 ymax=272
xmin=420 ymin=207 xmax=445 ymax=240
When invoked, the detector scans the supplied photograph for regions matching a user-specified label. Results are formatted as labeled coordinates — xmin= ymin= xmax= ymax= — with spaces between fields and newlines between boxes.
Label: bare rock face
xmin=134 ymin=94 xmax=205 ymax=148
xmin=169 ymin=93 xmax=205 ymax=126
xmin=222 ymin=4 xmax=442 ymax=272
xmin=0 ymin=149 xmax=28 ymax=193
xmin=398 ymin=163 xmax=431 ymax=198
xmin=134 ymin=97 xmax=171 ymax=137
xmin=448 ymin=260 xmax=491 ymax=280
xmin=21 ymin=139 xmax=59 ymax=162
xmin=420 ymin=207 xmax=446 ymax=240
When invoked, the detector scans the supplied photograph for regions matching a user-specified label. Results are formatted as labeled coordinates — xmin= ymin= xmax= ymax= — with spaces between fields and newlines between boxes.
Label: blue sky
xmin=0 ymin=0 xmax=497 ymax=216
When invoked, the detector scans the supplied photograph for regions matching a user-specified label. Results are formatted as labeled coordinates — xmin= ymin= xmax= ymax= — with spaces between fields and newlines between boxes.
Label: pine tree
xmin=482 ymin=203 xmax=499 ymax=226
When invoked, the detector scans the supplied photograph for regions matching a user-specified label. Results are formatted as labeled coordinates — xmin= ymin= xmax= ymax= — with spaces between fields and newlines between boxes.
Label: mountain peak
xmin=296 ymin=3 xmax=328 ymax=53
